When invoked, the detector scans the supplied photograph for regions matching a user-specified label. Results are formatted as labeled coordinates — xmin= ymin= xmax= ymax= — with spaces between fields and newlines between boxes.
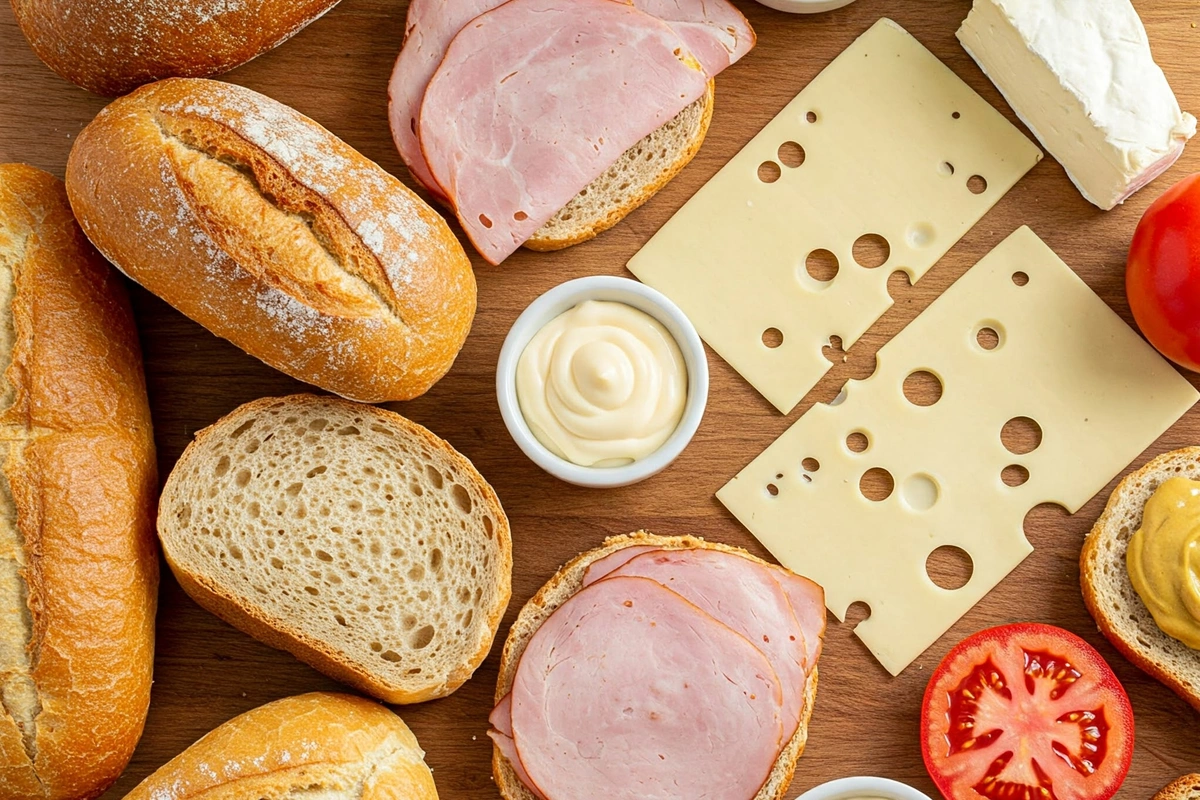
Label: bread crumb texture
xmin=160 ymin=397 xmax=509 ymax=700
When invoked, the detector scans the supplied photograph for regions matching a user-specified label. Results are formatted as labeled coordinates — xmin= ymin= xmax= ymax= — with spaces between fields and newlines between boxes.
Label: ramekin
xmin=496 ymin=275 xmax=709 ymax=488
xmin=797 ymin=777 xmax=935 ymax=800
xmin=754 ymin=0 xmax=858 ymax=13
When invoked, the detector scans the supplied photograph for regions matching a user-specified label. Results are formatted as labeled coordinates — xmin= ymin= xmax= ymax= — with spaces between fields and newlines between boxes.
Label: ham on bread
xmin=387 ymin=0 xmax=754 ymax=201
xmin=490 ymin=532 xmax=827 ymax=800
xmin=418 ymin=0 xmax=712 ymax=264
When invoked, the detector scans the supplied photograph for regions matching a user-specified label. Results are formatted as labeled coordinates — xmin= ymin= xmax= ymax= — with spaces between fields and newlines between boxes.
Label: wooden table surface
xmin=3 ymin=0 xmax=1200 ymax=797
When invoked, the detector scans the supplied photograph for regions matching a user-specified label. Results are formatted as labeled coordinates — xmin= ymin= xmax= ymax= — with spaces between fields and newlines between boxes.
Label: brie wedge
xmin=958 ymin=0 xmax=1195 ymax=210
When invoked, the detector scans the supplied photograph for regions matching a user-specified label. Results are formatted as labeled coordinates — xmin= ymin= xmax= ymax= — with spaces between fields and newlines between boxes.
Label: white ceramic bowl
xmin=496 ymin=276 xmax=709 ymax=488
xmin=754 ymin=0 xmax=857 ymax=13
xmin=797 ymin=777 xmax=934 ymax=800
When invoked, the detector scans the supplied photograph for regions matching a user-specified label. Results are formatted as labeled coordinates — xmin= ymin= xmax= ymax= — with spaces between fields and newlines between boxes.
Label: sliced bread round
xmin=1155 ymin=774 xmax=1200 ymax=800
xmin=492 ymin=531 xmax=818 ymax=800
xmin=523 ymin=81 xmax=715 ymax=252
xmin=1080 ymin=447 xmax=1200 ymax=712
xmin=158 ymin=394 xmax=512 ymax=704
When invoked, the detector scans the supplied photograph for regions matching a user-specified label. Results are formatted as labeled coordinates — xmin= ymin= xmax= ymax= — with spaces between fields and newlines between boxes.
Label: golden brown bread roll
xmin=121 ymin=693 xmax=440 ymax=800
xmin=0 ymin=164 xmax=158 ymax=800
xmin=65 ymin=78 xmax=476 ymax=404
xmin=10 ymin=0 xmax=342 ymax=96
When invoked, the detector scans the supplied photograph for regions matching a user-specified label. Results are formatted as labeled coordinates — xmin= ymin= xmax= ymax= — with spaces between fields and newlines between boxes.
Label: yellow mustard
xmin=1126 ymin=476 xmax=1200 ymax=649
xmin=516 ymin=300 xmax=686 ymax=468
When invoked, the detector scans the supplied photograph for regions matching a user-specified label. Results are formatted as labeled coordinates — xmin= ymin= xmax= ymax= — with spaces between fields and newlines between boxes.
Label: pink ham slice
xmin=418 ymin=0 xmax=711 ymax=264
xmin=508 ymin=576 xmax=784 ymax=800
xmin=488 ymin=694 xmax=548 ymax=800
xmin=585 ymin=545 xmax=828 ymax=672
xmin=388 ymin=0 xmax=754 ymax=199
xmin=601 ymin=549 xmax=808 ymax=746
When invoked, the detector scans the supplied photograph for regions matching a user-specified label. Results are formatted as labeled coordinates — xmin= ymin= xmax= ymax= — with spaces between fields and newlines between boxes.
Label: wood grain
xmin=3 ymin=0 xmax=1200 ymax=797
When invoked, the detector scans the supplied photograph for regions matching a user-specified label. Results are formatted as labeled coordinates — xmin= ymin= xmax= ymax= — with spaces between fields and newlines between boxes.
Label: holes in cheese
xmin=762 ymin=328 xmax=784 ymax=349
xmin=1012 ymin=271 xmax=1030 ymax=287
xmin=940 ymin=161 xmax=956 ymax=177
xmin=859 ymin=467 xmax=894 ymax=501
xmin=901 ymin=473 xmax=939 ymax=511
xmin=778 ymin=141 xmax=806 ymax=169
xmin=976 ymin=324 xmax=1003 ymax=351
xmin=853 ymin=234 xmax=891 ymax=269
xmin=757 ymin=161 xmax=782 ymax=183
xmin=1002 ymin=464 xmax=1030 ymax=487
xmin=968 ymin=175 xmax=988 ymax=195
xmin=805 ymin=111 xmax=818 ymax=124
xmin=805 ymin=249 xmax=839 ymax=284
xmin=846 ymin=432 xmax=870 ymax=453
xmin=926 ymin=545 xmax=973 ymax=590
xmin=1001 ymin=417 xmax=1042 ymax=455
xmin=903 ymin=370 xmax=943 ymax=406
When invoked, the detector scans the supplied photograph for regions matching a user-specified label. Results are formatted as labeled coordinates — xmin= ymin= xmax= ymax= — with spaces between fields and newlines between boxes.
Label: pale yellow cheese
xmin=717 ymin=227 xmax=1198 ymax=675
xmin=628 ymin=18 xmax=1042 ymax=414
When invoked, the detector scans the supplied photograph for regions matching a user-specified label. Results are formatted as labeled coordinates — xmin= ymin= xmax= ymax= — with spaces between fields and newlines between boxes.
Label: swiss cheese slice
xmin=628 ymin=18 xmax=1043 ymax=414
xmin=717 ymin=227 xmax=1198 ymax=675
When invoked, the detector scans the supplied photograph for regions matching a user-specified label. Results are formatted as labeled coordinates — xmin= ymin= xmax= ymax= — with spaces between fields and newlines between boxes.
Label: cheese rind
xmin=628 ymin=18 xmax=1041 ymax=414
xmin=957 ymin=0 xmax=1196 ymax=211
xmin=717 ymin=227 xmax=1198 ymax=675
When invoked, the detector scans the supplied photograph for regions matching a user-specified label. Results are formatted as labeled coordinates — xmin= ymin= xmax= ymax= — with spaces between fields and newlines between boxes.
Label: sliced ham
xmin=508 ymin=576 xmax=784 ymax=800
xmin=602 ymin=549 xmax=808 ymax=746
xmin=388 ymin=0 xmax=753 ymax=200
xmin=581 ymin=544 xmax=659 ymax=585
xmin=771 ymin=567 xmax=827 ymax=672
xmin=418 ymin=0 xmax=711 ymax=264
xmin=488 ymin=694 xmax=547 ymax=800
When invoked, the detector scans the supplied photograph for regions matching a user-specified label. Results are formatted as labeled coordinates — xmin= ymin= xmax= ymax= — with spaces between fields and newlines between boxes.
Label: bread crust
xmin=492 ymin=531 xmax=819 ymax=800
xmin=10 ymin=0 xmax=341 ymax=96
xmin=65 ymin=78 xmax=476 ymax=404
xmin=1154 ymin=774 xmax=1200 ymax=800
xmin=1080 ymin=447 xmax=1200 ymax=713
xmin=122 ymin=692 xmax=439 ymax=800
xmin=523 ymin=81 xmax=716 ymax=252
xmin=0 ymin=164 xmax=158 ymax=800
xmin=159 ymin=394 xmax=512 ymax=705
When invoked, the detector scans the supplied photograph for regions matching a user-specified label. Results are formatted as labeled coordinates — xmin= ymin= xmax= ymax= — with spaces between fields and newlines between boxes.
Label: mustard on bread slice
xmin=1155 ymin=774 xmax=1200 ymax=800
xmin=523 ymin=83 xmax=714 ymax=252
xmin=157 ymin=395 xmax=512 ymax=704
xmin=1080 ymin=447 xmax=1200 ymax=712
xmin=121 ymin=693 xmax=438 ymax=800
xmin=492 ymin=531 xmax=819 ymax=800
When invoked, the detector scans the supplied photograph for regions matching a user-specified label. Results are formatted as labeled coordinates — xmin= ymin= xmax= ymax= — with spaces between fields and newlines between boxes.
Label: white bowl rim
xmin=496 ymin=275 xmax=709 ymax=488
xmin=752 ymin=0 xmax=858 ymax=13
xmin=796 ymin=776 xmax=934 ymax=800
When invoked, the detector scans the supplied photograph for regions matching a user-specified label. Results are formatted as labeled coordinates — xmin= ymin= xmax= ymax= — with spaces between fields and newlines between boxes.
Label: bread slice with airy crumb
xmin=492 ymin=531 xmax=819 ymax=800
xmin=157 ymin=394 xmax=512 ymax=705
xmin=1155 ymin=774 xmax=1200 ymax=800
xmin=523 ymin=82 xmax=715 ymax=252
xmin=1080 ymin=447 xmax=1200 ymax=713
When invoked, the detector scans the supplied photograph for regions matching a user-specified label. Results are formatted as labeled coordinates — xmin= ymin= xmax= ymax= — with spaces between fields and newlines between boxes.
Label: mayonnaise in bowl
xmin=516 ymin=300 xmax=687 ymax=467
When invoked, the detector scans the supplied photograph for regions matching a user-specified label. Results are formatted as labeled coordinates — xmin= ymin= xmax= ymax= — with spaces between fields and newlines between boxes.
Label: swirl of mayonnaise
xmin=516 ymin=300 xmax=687 ymax=467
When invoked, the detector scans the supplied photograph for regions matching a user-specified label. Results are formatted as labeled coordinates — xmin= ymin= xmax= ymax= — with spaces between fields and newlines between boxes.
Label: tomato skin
xmin=1127 ymin=173 xmax=1200 ymax=371
xmin=920 ymin=623 xmax=1134 ymax=800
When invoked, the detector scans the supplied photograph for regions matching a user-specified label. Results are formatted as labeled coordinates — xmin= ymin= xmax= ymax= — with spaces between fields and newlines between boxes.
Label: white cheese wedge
xmin=958 ymin=0 xmax=1195 ymax=210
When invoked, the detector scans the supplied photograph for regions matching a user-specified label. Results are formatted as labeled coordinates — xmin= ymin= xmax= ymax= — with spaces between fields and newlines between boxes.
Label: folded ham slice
xmin=488 ymin=694 xmax=547 ymax=800
xmin=417 ymin=0 xmax=711 ymax=264
xmin=388 ymin=0 xmax=753 ymax=201
xmin=600 ymin=549 xmax=809 ymax=747
xmin=508 ymin=576 xmax=784 ymax=800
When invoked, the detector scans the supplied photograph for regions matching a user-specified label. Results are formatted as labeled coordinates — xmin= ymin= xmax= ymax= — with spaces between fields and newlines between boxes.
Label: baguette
xmin=1155 ymin=774 xmax=1200 ymax=800
xmin=121 ymin=692 xmax=439 ymax=800
xmin=157 ymin=395 xmax=511 ymax=704
xmin=493 ymin=531 xmax=818 ymax=800
xmin=1080 ymin=447 xmax=1200 ymax=712
xmin=523 ymin=83 xmax=715 ymax=252
xmin=0 ymin=164 xmax=158 ymax=799
xmin=10 ymin=0 xmax=342 ymax=96
xmin=65 ymin=78 xmax=476 ymax=404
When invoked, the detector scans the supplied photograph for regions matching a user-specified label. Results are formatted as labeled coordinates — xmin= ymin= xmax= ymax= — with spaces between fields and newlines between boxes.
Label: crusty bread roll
xmin=65 ymin=78 xmax=476 ymax=404
xmin=524 ymin=83 xmax=714 ymax=252
xmin=10 ymin=0 xmax=342 ymax=96
xmin=158 ymin=395 xmax=511 ymax=704
xmin=493 ymin=531 xmax=818 ymax=800
xmin=1155 ymin=774 xmax=1200 ymax=800
xmin=1080 ymin=447 xmax=1200 ymax=712
xmin=121 ymin=692 xmax=439 ymax=800
xmin=0 ymin=164 xmax=158 ymax=800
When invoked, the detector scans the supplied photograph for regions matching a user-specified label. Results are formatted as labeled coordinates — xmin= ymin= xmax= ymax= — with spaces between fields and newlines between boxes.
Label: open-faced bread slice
xmin=1155 ymin=774 xmax=1200 ymax=800
xmin=492 ymin=531 xmax=820 ymax=800
xmin=1080 ymin=447 xmax=1200 ymax=712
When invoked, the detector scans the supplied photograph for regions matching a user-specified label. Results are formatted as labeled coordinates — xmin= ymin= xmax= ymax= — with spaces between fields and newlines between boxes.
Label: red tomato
xmin=1127 ymin=173 xmax=1200 ymax=371
xmin=920 ymin=624 xmax=1133 ymax=800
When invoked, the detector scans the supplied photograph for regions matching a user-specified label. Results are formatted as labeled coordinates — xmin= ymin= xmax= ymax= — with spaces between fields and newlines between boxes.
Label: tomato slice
xmin=921 ymin=624 xmax=1133 ymax=800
